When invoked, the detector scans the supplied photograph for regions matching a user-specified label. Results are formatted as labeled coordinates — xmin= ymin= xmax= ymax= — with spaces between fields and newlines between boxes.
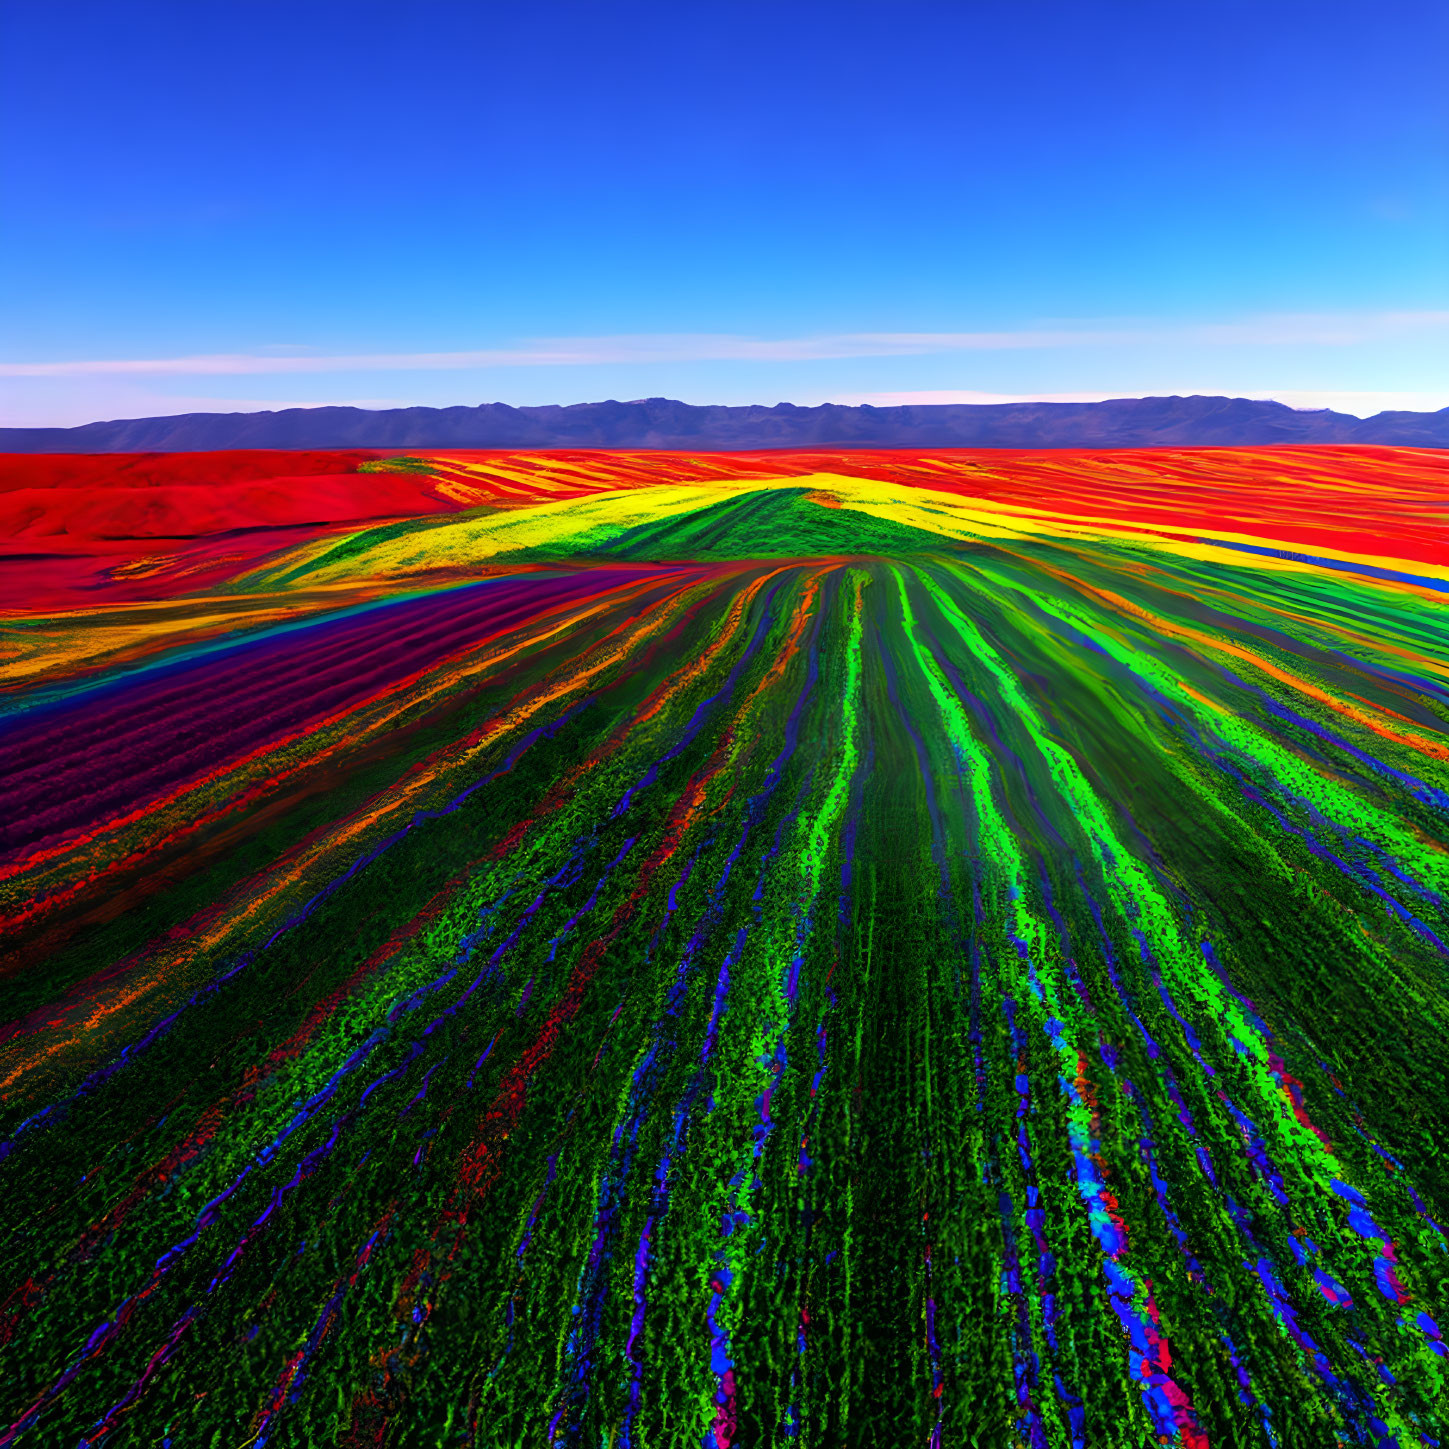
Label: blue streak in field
xmin=613 ymin=579 xmax=785 ymax=819
xmin=29 ymin=578 xmax=792 ymax=1440
xmin=257 ymin=1027 xmax=390 ymax=1164
xmin=0 ymin=700 xmax=598 ymax=1166
xmin=264 ymin=696 xmax=597 ymax=948
xmin=1204 ymin=539 xmax=1449 ymax=595
xmin=620 ymin=615 xmax=827 ymax=1447
xmin=1253 ymin=690 xmax=1449 ymax=812
xmin=0 ymin=574 xmax=535 ymax=727
xmin=1219 ymin=760 xmax=1448 ymax=953
xmin=565 ymin=617 xmax=824 ymax=1445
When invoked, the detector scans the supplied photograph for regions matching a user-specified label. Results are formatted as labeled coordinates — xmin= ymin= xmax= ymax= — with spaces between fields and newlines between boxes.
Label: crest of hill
xmin=3 ymin=395 xmax=1447 ymax=452
xmin=570 ymin=486 xmax=952 ymax=560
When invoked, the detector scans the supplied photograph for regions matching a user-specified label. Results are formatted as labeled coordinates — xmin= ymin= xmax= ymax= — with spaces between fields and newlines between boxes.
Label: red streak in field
xmin=487 ymin=564 xmax=786 ymax=861
xmin=362 ymin=699 xmax=765 ymax=1412
xmin=0 ymin=571 xmax=682 ymax=912
xmin=373 ymin=574 xmax=812 ymax=1405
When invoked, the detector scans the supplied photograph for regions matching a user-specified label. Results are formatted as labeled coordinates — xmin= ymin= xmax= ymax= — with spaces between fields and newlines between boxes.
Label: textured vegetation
xmin=2 ymin=445 xmax=1447 ymax=1447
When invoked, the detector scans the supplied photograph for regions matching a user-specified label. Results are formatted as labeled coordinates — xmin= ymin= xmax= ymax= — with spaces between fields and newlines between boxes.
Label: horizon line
xmin=6 ymin=390 xmax=1449 ymax=431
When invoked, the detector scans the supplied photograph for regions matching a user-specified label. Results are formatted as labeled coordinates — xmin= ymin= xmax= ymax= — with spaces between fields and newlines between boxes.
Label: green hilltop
xmin=567 ymin=487 xmax=955 ymax=561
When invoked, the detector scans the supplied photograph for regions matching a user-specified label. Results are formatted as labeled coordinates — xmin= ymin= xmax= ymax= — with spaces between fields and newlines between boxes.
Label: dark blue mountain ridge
xmin=2 ymin=394 xmax=1447 ymax=453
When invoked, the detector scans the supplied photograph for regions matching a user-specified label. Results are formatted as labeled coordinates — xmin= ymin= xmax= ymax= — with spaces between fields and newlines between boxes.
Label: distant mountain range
xmin=3 ymin=394 xmax=1448 ymax=453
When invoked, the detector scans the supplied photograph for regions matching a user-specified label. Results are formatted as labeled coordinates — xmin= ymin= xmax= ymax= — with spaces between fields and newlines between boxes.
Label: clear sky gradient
xmin=3 ymin=0 xmax=1446 ymax=426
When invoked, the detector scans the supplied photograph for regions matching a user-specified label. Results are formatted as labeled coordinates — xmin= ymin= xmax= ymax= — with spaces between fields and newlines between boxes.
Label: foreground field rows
xmin=2 ymin=446 xmax=1447 ymax=1447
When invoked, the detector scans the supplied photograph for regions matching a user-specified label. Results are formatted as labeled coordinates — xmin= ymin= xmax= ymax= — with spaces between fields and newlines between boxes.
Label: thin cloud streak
xmin=4 ymin=312 xmax=1448 ymax=378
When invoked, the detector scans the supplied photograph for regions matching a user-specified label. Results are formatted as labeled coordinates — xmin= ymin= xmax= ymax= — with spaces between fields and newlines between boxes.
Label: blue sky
xmin=2 ymin=0 xmax=1446 ymax=426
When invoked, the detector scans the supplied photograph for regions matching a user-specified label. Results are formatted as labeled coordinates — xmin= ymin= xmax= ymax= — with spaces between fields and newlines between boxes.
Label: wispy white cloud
xmin=5 ymin=312 xmax=1447 ymax=378
xmin=0 ymin=390 xmax=421 ymax=429
xmin=0 ymin=334 xmax=1083 ymax=377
